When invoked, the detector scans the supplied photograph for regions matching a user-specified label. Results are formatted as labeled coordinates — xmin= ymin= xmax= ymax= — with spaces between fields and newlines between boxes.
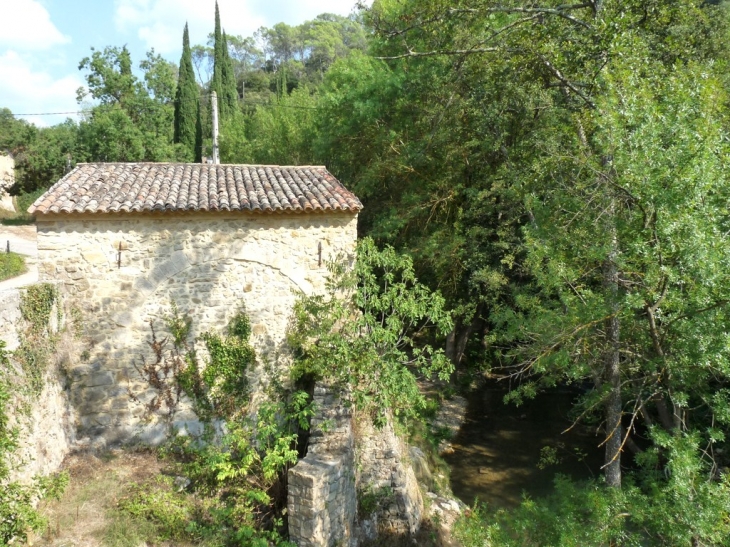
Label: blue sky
xmin=0 ymin=0 xmax=367 ymax=126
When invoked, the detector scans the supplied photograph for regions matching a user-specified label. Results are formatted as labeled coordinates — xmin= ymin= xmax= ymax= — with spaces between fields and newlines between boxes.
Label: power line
xmin=12 ymin=111 xmax=83 ymax=116
xmin=11 ymin=100 xmax=321 ymax=118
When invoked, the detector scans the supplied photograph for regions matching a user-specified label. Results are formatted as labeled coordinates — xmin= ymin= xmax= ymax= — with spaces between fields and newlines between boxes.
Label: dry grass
xmin=31 ymin=448 xmax=164 ymax=547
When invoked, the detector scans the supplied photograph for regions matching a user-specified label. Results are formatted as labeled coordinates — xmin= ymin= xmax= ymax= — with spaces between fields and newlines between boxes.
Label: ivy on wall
xmin=0 ymin=296 xmax=68 ymax=545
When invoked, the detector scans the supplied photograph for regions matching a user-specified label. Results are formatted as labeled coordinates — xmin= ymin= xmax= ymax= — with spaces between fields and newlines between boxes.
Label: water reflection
xmin=443 ymin=382 xmax=605 ymax=509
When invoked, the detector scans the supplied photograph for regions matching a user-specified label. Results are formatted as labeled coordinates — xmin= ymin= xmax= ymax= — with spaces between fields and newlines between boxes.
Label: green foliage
xmin=117 ymin=476 xmax=195 ymax=541
xmin=289 ymin=237 xmax=453 ymax=426
xmin=151 ymin=391 xmax=306 ymax=546
xmin=358 ymin=485 xmax=395 ymax=518
xmin=455 ymin=433 xmax=730 ymax=546
xmin=165 ymin=300 xmax=192 ymax=347
xmin=127 ymin=306 xmax=307 ymax=545
xmin=314 ymin=43 xmax=526 ymax=368
xmin=220 ymin=32 xmax=239 ymax=118
xmin=210 ymin=2 xmax=239 ymax=123
xmin=15 ymin=187 xmax=45 ymax=217
xmin=19 ymin=282 xmax=58 ymax=332
xmin=174 ymin=23 xmax=202 ymax=162
xmin=77 ymin=45 xmax=184 ymax=163
xmin=9 ymin=120 xmax=78 ymax=194
xmin=0 ymin=340 xmax=69 ymax=545
xmin=103 ymin=511 xmax=159 ymax=547
xmin=170 ymin=307 xmax=255 ymax=421
xmin=0 ymin=108 xmax=34 ymax=155
xmin=0 ymin=478 xmax=66 ymax=544
xmin=13 ymin=283 xmax=60 ymax=397
xmin=0 ymin=109 xmax=78 ymax=195
xmin=234 ymin=86 xmax=318 ymax=165
xmin=0 ymin=252 xmax=26 ymax=281
xmin=0 ymin=342 xmax=15 ymax=482
xmin=78 ymin=105 xmax=146 ymax=161
xmin=78 ymin=45 xmax=138 ymax=106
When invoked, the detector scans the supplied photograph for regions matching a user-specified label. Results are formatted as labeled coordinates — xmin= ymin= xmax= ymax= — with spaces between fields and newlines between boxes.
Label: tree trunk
xmin=603 ymin=315 xmax=622 ymax=488
xmin=445 ymin=307 xmax=484 ymax=368
xmin=445 ymin=328 xmax=456 ymax=364
xmin=603 ymin=172 xmax=622 ymax=489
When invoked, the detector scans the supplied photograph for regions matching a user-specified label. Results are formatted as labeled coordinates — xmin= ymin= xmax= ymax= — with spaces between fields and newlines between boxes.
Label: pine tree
xmin=174 ymin=23 xmax=200 ymax=161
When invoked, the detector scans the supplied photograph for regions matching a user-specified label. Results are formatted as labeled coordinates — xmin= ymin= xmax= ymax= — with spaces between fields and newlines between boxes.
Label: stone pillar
xmin=288 ymin=385 xmax=356 ymax=547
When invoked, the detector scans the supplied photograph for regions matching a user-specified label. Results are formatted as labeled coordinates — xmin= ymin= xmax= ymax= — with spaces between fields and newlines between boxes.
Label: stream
xmin=443 ymin=381 xmax=605 ymax=509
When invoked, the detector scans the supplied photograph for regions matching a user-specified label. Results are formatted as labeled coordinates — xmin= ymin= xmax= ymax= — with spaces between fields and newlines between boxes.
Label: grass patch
xmin=102 ymin=511 xmax=159 ymax=547
xmin=0 ymin=252 xmax=26 ymax=281
xmin=33 ymin=449 xmax=176 ymax=547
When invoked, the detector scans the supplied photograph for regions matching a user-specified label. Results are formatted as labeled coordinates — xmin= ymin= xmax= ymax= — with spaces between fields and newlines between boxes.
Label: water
xmin=443 ymin=382 xmax=605 ymax=509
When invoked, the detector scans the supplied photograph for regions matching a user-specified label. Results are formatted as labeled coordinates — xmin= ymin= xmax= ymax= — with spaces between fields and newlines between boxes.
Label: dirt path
xmin=34 ymin=449 xmax=164 ymax=547
xmin=0 ymin=224 xmax=38 ymax=290
xmin=0 ymin=225 xmax=37 ymax=257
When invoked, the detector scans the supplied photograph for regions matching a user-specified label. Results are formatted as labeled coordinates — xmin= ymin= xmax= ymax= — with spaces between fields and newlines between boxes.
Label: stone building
xmin=29 ymin=162 xmax=361 ymax=442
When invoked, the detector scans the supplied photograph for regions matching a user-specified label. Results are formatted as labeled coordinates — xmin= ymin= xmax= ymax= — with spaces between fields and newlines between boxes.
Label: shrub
xmin=0 ymin=252 xmax=25 ymax=281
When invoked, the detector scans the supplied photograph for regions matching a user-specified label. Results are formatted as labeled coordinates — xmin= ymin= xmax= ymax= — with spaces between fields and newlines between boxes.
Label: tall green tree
xmin=210 ymin=2 xmax=238 ymax=121
xmin=77 ymin=46 xmax=184 ymax=163
xmin=361 ymin=0 xmax=730 ymax=492
xmin=220 ymin=32 xmax=239 ymax=116
xmin=0 ymin=111 xmax=80 ymax=195
xmin=174 ymin=23 xmax=202 ymax=162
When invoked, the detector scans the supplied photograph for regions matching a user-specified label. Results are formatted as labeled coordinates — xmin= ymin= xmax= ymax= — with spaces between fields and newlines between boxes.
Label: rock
xmin=174 ymin=476 xmax=190 ymax=492
xmin=439 ymin=441 xmax=455 ymax=455
xmin=409 ymin=446 xmax=432 ymax=485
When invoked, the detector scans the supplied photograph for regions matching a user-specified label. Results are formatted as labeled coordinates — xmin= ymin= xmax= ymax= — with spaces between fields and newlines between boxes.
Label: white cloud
xmin=114 ymin=0 xmax=267 ymax=55
xmin=253 ymin=0 xmax=367 ymax=23
xmin=0 ymin=51 xmax=82 ymax=126
xmin=114 ymin=0 xmax=370 ymax=55
xmin=0 ymin=0 xmax=70 ymax=51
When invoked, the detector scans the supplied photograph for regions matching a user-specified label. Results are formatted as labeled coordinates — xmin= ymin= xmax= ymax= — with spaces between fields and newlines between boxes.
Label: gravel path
xmin=0 ymin=224 xmax=39 ymax=290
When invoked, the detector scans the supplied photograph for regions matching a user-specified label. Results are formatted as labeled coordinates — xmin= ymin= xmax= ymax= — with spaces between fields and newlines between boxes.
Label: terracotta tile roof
xmin=29 ymin=163 xmax=362 ymax=215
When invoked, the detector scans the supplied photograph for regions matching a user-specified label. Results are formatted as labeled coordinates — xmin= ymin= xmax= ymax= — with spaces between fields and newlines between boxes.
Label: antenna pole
xmin=211 ymin=91 xmax=220 ymax=164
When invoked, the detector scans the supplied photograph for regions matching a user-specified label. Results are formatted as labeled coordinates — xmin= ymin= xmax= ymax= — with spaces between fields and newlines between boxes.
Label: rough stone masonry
xmin=35 ymin=211 xmax=358 ymax=442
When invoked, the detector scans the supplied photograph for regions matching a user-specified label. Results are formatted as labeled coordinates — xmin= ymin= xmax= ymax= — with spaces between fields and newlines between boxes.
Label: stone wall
xmin=35 ymin=211 xmax=358 ymax=442
xmin=0 ymin=154 xmax=14 ymax=212
xmin=0 ymin=154 xmax=13 ymax=191
xmin=288 ymin=385 xmax=356 ymax=547
xmin=0 ymin=286 xmax=76 ymax=483
xmin=0 ymin=288 xmax=21 ymax=351
xmin=287 ymin=386 xmax=425 ymax=547
xmin=355 ymin=416 xmax=424 ymax=540
xmin=9 ymin=368 xmax=76 ymax=484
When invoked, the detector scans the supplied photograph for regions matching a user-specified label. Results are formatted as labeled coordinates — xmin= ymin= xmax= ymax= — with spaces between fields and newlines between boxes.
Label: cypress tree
xmin=221 ymin=32 xmax=239 ymax=117
xmin=210 ymin=2 xmax=224 ymax=111
xmin=210 ymin=2 xmax=238 ymax=121
xmin=174 ymin=23 xmax=200 ymax=161
xmin=194 ymin=101 xmax=203 ymax=163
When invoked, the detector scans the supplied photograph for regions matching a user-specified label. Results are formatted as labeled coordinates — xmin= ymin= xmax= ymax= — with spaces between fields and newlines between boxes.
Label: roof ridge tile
xmin=28 ymin=163 xmax=362 ymax=216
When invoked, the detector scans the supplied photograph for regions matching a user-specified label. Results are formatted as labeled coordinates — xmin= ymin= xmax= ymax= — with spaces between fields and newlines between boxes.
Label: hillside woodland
xmin=3 ymin=0 xmax=730 ymax=545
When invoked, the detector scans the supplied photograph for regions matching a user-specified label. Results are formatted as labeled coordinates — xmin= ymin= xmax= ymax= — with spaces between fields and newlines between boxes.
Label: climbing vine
xmin=0 ymin=340 xmax=68 ymax=544
xmin=14 ymin=283 xmax=61 ymax=397
xmin=0 ymin=284 xmax=70 ymax=543
xmin=19 ymin=283 xmax=59 ymax=332
xmin=125 ymin=304 xmax=310 ymax=545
